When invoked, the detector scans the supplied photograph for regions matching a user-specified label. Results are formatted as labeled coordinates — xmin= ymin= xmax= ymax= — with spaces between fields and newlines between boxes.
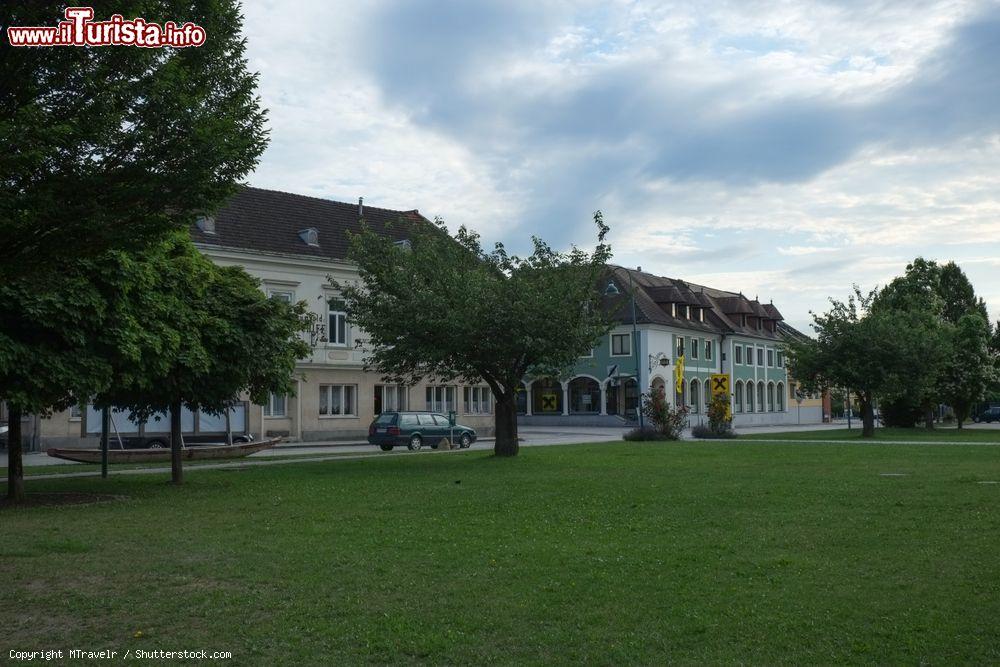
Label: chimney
xmin=358 ymin=196 xmax=364 ymax=217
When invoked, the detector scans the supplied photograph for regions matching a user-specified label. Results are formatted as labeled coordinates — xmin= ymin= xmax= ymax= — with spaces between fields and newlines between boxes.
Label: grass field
xmin=741 ymin=426 xmax=1000 ymax=443
xmin=3 ymin=441 xmax=1000 ymax=664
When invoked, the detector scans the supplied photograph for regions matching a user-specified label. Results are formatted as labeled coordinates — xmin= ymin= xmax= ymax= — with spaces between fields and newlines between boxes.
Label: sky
xmin=240 ymin=0 xmax=1000 ymax=333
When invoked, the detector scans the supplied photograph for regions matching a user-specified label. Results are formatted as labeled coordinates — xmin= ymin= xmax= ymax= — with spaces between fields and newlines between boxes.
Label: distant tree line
xmin=787 ymin=258 xmax=999 ymax=436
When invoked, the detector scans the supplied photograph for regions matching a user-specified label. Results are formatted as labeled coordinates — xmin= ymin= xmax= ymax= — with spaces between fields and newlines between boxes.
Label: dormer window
xmin=393 ymin=239 xmax=412 ymax=252
xmin=195 ymin=216 xmax=216 ymax=234
xmin=299 ymin=228 xmax=319 ymax=247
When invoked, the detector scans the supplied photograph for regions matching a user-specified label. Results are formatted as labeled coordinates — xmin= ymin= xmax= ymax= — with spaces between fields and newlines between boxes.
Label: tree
xmin=337 ymin=214 xmax=612 ymax=456
xmin=938 ymin=313 xmax=996 ymax=428
xmin=874 ymin=258 xmax=994 ymax=428
xmin=0 ymin=1 xmax=267 ymax=280
xmin=100 ymin=236 xmax=310 ymax=484
xmin=0 ymin=267 xmax=115 ymax=501
xmin=787 ymin=287 xmax=944 ymax=437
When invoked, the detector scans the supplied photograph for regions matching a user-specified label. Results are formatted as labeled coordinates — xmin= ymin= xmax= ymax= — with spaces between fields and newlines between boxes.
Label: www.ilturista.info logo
xmin=7 ymin=7 xmax=206 ymax=48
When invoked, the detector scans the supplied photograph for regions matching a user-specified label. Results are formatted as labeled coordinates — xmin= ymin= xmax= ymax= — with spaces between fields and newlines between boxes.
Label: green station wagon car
xmin=367 ymin=411 xmax=477 ymax=451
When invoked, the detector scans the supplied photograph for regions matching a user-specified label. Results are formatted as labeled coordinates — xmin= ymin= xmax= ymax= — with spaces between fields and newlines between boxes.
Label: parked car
xmin=367 ymin=411 xmax=477 ymax=451
xmin=972 ymin=406 xmax=1000 ymax=423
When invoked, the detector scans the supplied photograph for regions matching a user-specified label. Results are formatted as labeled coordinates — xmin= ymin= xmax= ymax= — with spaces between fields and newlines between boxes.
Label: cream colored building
xmin=30 ymin=187 xmax=496 ymax=448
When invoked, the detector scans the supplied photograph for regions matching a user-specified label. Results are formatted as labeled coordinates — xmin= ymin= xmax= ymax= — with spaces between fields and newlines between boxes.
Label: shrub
xmin=638 ymin=391 xmax=688 ymax=440
xmin=691 ymin=423 xmax=737 ymax=439
xmin=624 ymin=427 xmax=680 ymax=442
xmin=880 ymin=397 xmax=921 ymax=427
xmin=706 ymin=394 xmax=734 ymax=437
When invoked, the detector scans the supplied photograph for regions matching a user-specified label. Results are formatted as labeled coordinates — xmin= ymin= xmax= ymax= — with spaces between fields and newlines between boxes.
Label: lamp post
xmin=605 ymin=270 xmax=644 ymax=430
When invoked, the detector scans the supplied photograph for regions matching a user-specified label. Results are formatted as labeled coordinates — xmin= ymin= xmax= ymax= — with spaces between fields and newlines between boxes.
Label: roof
xmin=191 ymin=186 xmax=429 ymax=261
xmin=603 ymin=265 xmax=788 ymax=341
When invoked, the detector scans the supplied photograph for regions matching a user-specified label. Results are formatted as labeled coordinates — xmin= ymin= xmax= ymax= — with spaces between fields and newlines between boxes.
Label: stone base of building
xmin=518 ymin=414 xmax=633 ymax=427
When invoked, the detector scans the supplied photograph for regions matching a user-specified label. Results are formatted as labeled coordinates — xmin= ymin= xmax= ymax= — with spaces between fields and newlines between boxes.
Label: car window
xmin=418 ymin=414 xmax=436 ymax=426
xmin=400 ymin=414 xmax=418 ymax=426
xmin=433 ymin=415 xmax=450 ymax=426
xmin=375 ymin=413 xmax=397 ymax=425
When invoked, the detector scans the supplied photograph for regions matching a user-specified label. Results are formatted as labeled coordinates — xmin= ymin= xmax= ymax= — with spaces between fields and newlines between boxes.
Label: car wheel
xmin=408 ymin=434 xmax=422 ymax=451
xmin=379 ymin=444 xmax=393 ymax=452
xmin=460 ymin=433 xmax=472 ymax=448
xmin=147 ymin=440 xmax=166 ymax=449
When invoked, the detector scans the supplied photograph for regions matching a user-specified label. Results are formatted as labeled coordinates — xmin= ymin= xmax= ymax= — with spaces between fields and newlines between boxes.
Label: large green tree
xmin=0 ymin=1 xmax=267 ymax=279
xmin=337 ymin=215 xmax=613 ymax=457
xmin=100 ymin=236 xmax=310 ymax=484
xmin=787 ymin=287 xmax=945 ymax=437
xmin=938 ymin=313 xmax=996 ymax=428
xmin=874 ymin=258 xmax=994 ymax=428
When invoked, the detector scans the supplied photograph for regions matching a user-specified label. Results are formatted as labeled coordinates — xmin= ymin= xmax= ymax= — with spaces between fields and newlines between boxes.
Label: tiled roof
xmin=604 ymin=265 xmax=787 ymax=341
xmin=191 ymin=186 xmax=428 ymax=261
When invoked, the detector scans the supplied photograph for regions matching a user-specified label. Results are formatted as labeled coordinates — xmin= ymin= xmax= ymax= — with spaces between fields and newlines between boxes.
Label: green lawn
xmin=3 ymin=442 xmax=1000 ymax=664
xmin=741 ymin=426 xmax=1000 ymax=443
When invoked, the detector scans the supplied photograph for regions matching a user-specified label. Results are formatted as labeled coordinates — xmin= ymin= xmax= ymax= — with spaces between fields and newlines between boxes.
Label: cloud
xmin=240 ymin=0 xmax=1000 ymax=329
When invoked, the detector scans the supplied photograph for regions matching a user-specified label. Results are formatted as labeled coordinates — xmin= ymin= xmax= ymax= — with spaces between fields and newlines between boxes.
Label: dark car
xmin=367 ymin=411 xmax=477 ymax=451
xmin=973 ymin=407 xmax=1000 ymax=423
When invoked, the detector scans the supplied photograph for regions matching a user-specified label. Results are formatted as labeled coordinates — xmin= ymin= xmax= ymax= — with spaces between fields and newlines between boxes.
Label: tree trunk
xmin=6 ymin=405 xmax=24 ymax=502
xmin=493 ymin=394 xmax=519 ymax=457
xmin=170 ymin=400 xmax=183 ymax=485
xmin=861 ymin=398 xmax=875 ymax=438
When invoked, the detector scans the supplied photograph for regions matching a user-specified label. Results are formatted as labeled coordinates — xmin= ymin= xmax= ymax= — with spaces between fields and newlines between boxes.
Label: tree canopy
xmin=0 ymin=1 xmax=267 ymax=279
xmin=337 ymin=214 xmax=613 ymax=456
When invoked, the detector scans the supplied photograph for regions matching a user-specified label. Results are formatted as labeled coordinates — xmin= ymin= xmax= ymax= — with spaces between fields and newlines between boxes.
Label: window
xmin=375 ymin=385 xmax=408 ymax=414
xmin=677 ymin=304 xmax=687 ymax=319
xmin=767 ymin=349 xmax=774 ymax=367
xmin=611 ymin=333 xmax=631 ymax=356
xmin=777 ymin=383 xmax=785 ymax=411
xmin=327 ymin=298 xmax=348 ymax=346
xmin=756 ymin=347 xmax=764 ymax=367
xmin=425 ymin=386 xmax=456 ymax=413
xmin=690 ymin=338 xmax=699 ymax=359
xmin=776 ymin=351 xmax=784 ymax=368
xmin=746 ymin=345 xmax=754 ymax=366
xmin=263 ymin=393 xmax=287 ymax=418
xmin=704 ymin=381 xmax=710 ymax=411
xmin=464 ymin=386 xmax=492 ymax=414
xmin=757 ymin=382 xmax=765 ymax=412
xmin=767 ymin=383 xmax=775 ymax=412
xmin=676 ymin=336 xmax=685 ymax=358
xmin=69 ymin=403 xmax=83 ymax=420
xmin=580 ymin=347 xmax=594 ymax=358
xmin=268 ymin=289 xmax=294 ymax=303
xmin=746 ymin=382 xmax=755 ymax=412
xmin=704 ymin=340 xmax=712 ymax=360
xmin=735 ymin=381 xmax=744 ymax=413
xmin=690 ymin=379 xmax=701 ymax=413
xmin=734 ymin=345 xmax=743 ymax=365
xmin=319 ymin=384 xmax=356 ymax=417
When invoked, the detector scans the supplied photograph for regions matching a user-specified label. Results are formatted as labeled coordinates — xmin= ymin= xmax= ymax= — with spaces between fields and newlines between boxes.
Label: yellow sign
xmin=674 ymin=354 xmax=685 ymax=394
xmin=710 ymin=373 xmax=732 ymax=420
xmin=710 ymin=373 xmax=730 ymax=398
xmin=540 ymin=392 xmax=559 ymax=412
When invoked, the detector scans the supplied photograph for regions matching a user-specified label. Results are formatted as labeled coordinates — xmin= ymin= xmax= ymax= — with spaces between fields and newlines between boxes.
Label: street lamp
xmin=605 ymin=271 xmax=645 ymax=430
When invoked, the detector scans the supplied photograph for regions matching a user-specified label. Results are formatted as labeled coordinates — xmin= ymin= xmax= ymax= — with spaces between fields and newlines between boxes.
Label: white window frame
xmin=746 ymin=345 xmax=754 ymax=366
xmin=376 ymin=384 xmax=408 ymax=414
xmin=425 ymin=385 xmax=457 ymax=413
xmin=690 ymin=338 xmax=699 ymax=360
xmin=704 ymin=339 xmax=712 ymax=361
xmin=767 ymin=348 xmax=775 ymax=367
xmin=756 ymin=347 xmax=764 ymax=367
xmin=676 ymin=336 xmax=685 ymax=358
xmin=263 ymin=393 xmax=287 ymax=418
xmin=267 ymin=289 xmax=295 ymax=303
xmin=734 ymin=345 xmax=743 ymax=365
xmin=464 ymin=386 xmax=493 ymax=415
xmin=610 ymin=333 xmax=631 ymax=357
xmin=327 ymin=298 xmax=349 ymax=347
xmin=319 ymin=384 xmax=357 ymax=418
xmin=69 ymin=402 xmax=83 ymax=421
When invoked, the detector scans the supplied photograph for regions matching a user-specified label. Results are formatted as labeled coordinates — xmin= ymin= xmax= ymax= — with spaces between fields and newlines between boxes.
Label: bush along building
xmin=25 ymin=187 xmax=498 ymax=448
xmin=517 ymin=265 xmax=817 ymax=428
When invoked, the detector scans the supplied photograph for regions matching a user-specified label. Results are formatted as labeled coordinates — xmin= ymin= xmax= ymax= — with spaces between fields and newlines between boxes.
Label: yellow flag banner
xmin=674 ymin=354 xmax=685 ymax=395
